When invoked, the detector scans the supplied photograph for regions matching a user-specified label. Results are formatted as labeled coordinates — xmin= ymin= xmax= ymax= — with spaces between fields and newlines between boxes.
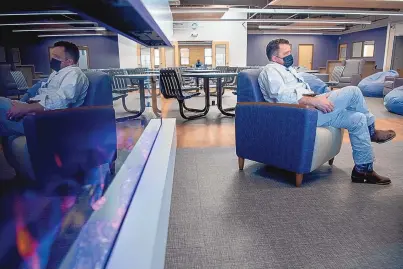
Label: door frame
xmin=338 ymin=43 xmax=348 ymax=60
xmin=212 ymin=41 xmax=229 ymax=67
xmin=298 ymin=44 xmax=314 ymax=70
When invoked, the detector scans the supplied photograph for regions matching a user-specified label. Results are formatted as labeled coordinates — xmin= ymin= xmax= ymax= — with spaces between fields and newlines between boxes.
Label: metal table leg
xmin=151 ymin=78 xmax=161 ymax=117
xmin=203 ymin=77 xmax=210 ymax=115
xmin=216 ymin=78 xmax=235 ymax=117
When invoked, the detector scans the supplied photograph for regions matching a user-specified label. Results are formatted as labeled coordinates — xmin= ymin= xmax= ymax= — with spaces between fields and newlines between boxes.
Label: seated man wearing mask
xmin=258 ymin=39 xmax=396 ymax=185
xmin=0 ymin=41 xmax=89 ymax=136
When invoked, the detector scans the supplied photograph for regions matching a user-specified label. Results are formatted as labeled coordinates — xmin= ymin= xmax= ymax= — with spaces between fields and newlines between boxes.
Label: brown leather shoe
xmin=351 ymin=168 xmax=391 ymax=185
xmin=371 ymin=130 xmax=396 ymax=144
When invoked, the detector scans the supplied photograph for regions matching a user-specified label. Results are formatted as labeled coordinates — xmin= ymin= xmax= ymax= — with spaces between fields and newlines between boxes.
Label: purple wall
xmin=20 ymin=35 xmax=120 ymax=74
xmin=247 ymin=34 xmax=339 ymax=69
xmin=338 ymin=27 xmax=387 ymax=68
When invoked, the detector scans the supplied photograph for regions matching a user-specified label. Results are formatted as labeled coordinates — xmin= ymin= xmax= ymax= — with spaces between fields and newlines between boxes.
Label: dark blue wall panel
xmin=338 ymin=27 xmax=387 ymax=68
xmin=20 ymin=35 xmax=120 ymax=74
xmin=247 ymin=34 xmax=339 ymax=69
xmin=247 ymin=27 xmax=388 ymax=69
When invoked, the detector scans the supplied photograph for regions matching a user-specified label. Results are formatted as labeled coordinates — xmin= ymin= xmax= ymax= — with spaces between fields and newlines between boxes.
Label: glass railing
xmin=0 ymin=84 xmax=162 ymax=269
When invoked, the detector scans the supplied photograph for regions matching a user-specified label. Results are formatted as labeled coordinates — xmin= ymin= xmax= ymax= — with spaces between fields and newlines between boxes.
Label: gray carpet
xmin=165 ymin=143 xmax=403 ymax=269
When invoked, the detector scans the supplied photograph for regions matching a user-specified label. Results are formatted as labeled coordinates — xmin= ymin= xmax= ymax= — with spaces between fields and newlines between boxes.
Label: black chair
xmin=102 ymin=69 xmax=137 ymax=113
xmin=159 ymin=69 xmax=208 ymax=120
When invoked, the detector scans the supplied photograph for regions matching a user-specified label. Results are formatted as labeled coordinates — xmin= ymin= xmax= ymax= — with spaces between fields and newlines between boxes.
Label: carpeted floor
xmin=165 ymin=145 xmax=403 ymax=269
xmin=165 ymin=96 xmax=403 ymax=269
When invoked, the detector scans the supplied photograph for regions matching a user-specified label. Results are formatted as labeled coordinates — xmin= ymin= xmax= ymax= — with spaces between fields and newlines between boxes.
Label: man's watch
xmin=27 ymin=100 xmax=40 ymax=104
xmin=302 ymin=93 xmax=317 ymax=97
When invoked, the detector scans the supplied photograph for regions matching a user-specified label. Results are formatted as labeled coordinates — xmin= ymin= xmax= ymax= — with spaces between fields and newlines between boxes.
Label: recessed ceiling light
xmin=0 ymin=10 xmax=76 ymax=16
xmin=258 ymin=26 xmax=345 ymax=30
xmin=0 ymin=21 xmax=96 ymax=26
xmin=13 ymin=27 xmax=106 ymax=32
xmin=38 ymin=33 xmax=105 ymax=37
xmin=173 ymin=19 xmax=371 ymax=25
xmin=236 ymin=8 xmax=403 ymax=17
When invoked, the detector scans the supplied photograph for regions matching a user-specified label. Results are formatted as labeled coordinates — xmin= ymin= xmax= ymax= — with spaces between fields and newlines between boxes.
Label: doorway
xmin=391 ymin=36 xmax=403 ymax=76
xmin=298 ymin=44 xmax=313 ymax=70
xmin=338 ymin=44 xmax=348 ymax=60
xmin=77 ymin=46 xmax=89 ymax=69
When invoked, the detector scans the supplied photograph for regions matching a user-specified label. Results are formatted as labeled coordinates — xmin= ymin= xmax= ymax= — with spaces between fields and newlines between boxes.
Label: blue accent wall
xmin=20 ymin=35 xmax=120 ymax=74
xmin=247 ymin=34 xmax=339 ymax=69
xmin=338 ymin=27 xmax=387 ymax=68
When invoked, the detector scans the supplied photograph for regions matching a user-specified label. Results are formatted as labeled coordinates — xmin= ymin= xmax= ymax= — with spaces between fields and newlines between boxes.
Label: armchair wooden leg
xmin=328 ymin=158 xmax=335 ymax=166
xmin=296 ymin=173 xmax=303 ymax=187
xmin=238 ymin=157 xmax=245 ymax=170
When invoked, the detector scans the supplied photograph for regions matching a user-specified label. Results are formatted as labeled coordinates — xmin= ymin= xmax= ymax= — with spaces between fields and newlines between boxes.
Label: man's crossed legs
xmin=0 ymin=97 xmax=25 ymax=136
xmin=316 ymin=86 xmax=395 ymax=185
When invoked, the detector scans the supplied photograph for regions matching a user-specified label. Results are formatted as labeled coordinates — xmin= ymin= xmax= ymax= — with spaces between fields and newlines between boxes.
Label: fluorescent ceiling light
xmin=38 ymin=33 xmax=104 ymax=37
xmin=13 ymin=27 xmax=106 ymax=32
xmin=258 ymin=25 xmax=345 ymax=30
xmin=252 ymin=31 xmax=324 ymax=35
xmin=0 ymin=21 xmax=96 ymax=26
xmin=236 ymin=8 xmax=403 ymax=16
xmin=0 ymin=10 xmax=76 ymax=16
xmin=174 ymin=19 xmax=371 ymax=25
xmin=171 ymin=7 xmax=228 ymax=13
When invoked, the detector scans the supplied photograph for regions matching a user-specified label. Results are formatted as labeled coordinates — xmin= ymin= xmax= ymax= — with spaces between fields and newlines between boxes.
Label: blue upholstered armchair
xmin=2 ymin=71 xmax=117 ymax=183
xmin=235 ymin=69 xmax=343 ymax=187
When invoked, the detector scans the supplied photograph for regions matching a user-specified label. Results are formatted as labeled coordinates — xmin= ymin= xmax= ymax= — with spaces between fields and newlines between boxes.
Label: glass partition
xmin=0 ymin=25 xmax=162 ymax=268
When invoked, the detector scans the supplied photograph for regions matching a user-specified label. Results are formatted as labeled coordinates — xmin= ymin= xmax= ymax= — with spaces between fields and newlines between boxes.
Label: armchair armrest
xmin=235 ymin=102 xmax=318 ymax=173
xmin=23 ymin=106 xmax=117 ymax=182
xmin=351 ymin=74 xmax=362 ymax=86
xmin=385 ymin=76 xmax=397 ymax=82
xmin=393 ymin=78 xmax=403 ymax=89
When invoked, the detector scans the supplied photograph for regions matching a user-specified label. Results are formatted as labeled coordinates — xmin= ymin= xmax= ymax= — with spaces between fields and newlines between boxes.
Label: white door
xmin=78 ymin=49 xmax=89 ymax=69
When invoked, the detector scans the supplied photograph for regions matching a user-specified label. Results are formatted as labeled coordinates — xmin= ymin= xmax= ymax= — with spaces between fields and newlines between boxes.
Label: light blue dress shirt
xmin=258 ymin=61 xmax=314 ymax=104
xmin=30 ymin=65 xmax=89 ymax=110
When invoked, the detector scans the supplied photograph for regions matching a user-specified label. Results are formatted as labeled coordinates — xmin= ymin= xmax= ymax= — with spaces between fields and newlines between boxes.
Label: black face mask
xmin=282 ymin=54 xmax=294 ymax=68
xmin=50 ymin=58 xmax=62 ymax=72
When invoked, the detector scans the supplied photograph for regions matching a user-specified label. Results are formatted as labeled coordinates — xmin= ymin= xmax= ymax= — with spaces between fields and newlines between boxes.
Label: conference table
xmin=115 ymin=73 xmax=161 ymax=119
xmin=182 ymin=72 xmax=237 ymax=117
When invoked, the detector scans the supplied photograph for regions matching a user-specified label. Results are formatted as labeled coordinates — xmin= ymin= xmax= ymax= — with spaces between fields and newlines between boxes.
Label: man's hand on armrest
xmin=298 ymin=93 xmax=334 ymax=113
xmin=6 ymin=101 xmax=44 ymax=120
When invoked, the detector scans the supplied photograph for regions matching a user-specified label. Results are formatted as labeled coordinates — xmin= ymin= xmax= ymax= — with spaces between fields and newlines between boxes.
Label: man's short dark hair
xmin=53 ymin=41 xmax=80 ymax=64
xmin=266 ymin=39 xmax=290 ymax=61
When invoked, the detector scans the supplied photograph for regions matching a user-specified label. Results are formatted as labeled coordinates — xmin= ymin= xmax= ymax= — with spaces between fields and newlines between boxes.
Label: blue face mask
xmin=282 ymin=54 xmax=294 ymax=68
xmin=50 ymin=58 xmax=62 ymax=72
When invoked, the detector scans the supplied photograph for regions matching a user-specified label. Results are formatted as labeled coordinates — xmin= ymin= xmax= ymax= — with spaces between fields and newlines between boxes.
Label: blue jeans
xmin=316 ymin=86 xmax=374 ymax=165
xmin=0 ymin=97 xmax=25 ymax=136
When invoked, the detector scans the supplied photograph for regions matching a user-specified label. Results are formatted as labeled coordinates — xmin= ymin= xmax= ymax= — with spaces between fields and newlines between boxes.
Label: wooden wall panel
xmin=189 ymin=46 xmax=207 ymax=66
xmin=160 ymin=48 xmax=166 ymax=68
xmin=150 ymin=48 xmax=155 ymax=68
xmin=137 ymin=44 xmax=141 ymax=66
xmin=173 ymin=41 xmax=180 ymax=67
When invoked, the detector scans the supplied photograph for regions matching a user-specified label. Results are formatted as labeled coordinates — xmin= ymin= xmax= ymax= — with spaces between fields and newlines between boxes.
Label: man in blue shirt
xmin=259 ymin=38 xmax=395 ymax=185
xmin=0 ymin=41 xmax=89 ymax=136
xmin=195 ymin=59 xmax=202 ymax=68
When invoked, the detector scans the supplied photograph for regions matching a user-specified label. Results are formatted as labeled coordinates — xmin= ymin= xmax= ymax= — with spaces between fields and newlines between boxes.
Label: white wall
xmin=165 ymin=47 xmax=175 ymax=67
xmin=384 ymin=22 xmax=403 ymax=70
xmin=171 ymin=9 xmax=247 ymax=66
xmin=118 ymin=34 xmax=138 ymax=68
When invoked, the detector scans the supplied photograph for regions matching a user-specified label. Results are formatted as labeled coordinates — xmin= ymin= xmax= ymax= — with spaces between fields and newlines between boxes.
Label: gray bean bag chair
xmin=299 ymin=72 xmax=330 ymax=95
xmin=384 ymin=85 xmax=403 ymax=115
xmin=358 ymin=70 xmax=399 ymax=97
